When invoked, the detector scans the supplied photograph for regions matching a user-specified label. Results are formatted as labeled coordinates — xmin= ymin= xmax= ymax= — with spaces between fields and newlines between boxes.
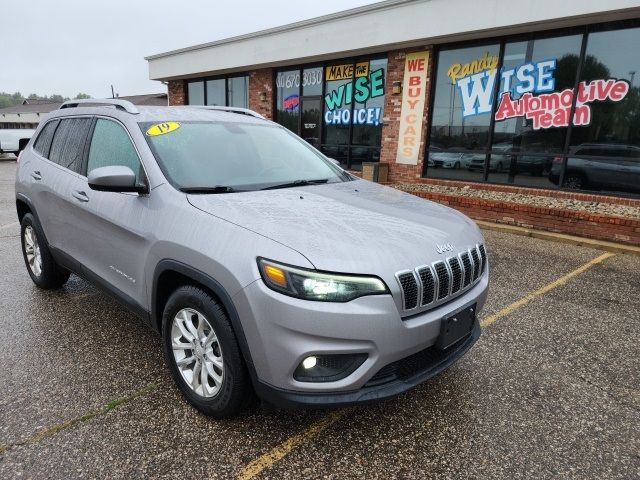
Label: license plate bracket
xmin=437 ymin=304 xmax=476 ymax=350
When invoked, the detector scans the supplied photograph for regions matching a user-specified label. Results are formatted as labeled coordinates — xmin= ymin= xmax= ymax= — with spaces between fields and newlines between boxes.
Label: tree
xmin=48 ymin=94 xmax=66 ymax=103
xmin=74 ymin=93 xmax=92 ymax=99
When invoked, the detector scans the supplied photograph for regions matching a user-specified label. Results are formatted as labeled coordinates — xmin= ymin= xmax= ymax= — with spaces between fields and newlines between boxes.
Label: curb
xmin=476 ymin=220 xmax=640 ymax=256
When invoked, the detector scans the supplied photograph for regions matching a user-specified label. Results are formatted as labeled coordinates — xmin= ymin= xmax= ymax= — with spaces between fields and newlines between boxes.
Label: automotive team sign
xmin=449 ymin=51 xmax=630 ymax=129
xmin=396 ymin=51 xmax=430 ymax=165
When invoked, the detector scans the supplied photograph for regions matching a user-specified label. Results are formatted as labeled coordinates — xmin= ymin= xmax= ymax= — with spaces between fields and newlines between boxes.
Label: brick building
xmin=145 ymin=0 xmax=640 ymax=212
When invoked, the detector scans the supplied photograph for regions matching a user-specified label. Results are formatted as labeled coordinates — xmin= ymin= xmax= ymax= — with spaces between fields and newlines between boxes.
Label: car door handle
xmin=72 ymin=190 xmax=89 ymax=203
xmin=31 ymin=171 xmax=42 ymax=180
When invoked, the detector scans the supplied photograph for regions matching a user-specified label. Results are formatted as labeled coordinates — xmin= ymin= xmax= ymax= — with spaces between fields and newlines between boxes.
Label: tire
xmin=563 ymin=173 xmax=586 ymax=190
xmin=162 ymin=285 xmax=253 ymax=417
xmin=20 ymin=213 xmax=70 ymax=289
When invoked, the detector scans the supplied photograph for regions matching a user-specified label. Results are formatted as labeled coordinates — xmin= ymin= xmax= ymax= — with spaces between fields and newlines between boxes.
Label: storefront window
xmin=321 ymin=58 xmax=387 ymax=169
xmin=425 ymin=23 xmax=640 ymax=197
xmin=228 ymin=76 xmax=249 ymax=108
xmin=187 ymin=81 xmax=205 ymax=105
xmin=488 ymin=34 xmax=582 ymax=187
xmin=275 ymin=58 xmax=387 ymax=170
xmin=427 ymin=44 xmax=499 ymax=182
xmin=186 ymin=75 xmax=249 ymax=108
xmin=566 ymin=27 xmax=640 ymax=195
xmin=276 ymin=69 xmax=300 ymax=133
xmin=206 ymin=79 xmax=225 ymax=106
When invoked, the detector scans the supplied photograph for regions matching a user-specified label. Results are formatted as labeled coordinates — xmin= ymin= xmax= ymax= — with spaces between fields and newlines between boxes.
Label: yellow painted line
xmin=480 ymin=252 xmax=614 ymax=328
xmin=237 ymin=409 xmax=350 ymax=480
xmin=238 ymin=251 xmax=615 ymax=479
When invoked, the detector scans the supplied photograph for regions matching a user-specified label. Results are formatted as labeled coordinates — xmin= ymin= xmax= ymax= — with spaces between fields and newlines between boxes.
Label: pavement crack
xmin=0 ymin=384 xmax=157 ymax=455
xmin=573 ymin=372 xmax=640 ymax=414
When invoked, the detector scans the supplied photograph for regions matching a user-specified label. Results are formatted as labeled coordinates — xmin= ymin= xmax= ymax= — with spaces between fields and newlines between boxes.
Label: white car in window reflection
xmin=427 ymin=151 xmax=473 ymax=169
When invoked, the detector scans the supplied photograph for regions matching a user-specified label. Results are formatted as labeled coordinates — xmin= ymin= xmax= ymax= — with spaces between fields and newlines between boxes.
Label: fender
xmin=152 ymin=259 xmax=258 ymax=384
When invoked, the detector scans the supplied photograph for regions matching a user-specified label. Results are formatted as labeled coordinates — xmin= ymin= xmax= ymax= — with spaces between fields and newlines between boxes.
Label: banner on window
xmin=396 ymin=51 xmax=430 ymax=165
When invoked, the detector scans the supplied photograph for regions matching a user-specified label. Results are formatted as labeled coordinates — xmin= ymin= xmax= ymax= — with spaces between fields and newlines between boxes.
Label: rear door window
xmin=87 ymin=118 xmax=145 ymax=186
xmin=33 ymin=120 xmax=59 ymax=158
xmin=48 ymin=118 xmax=92 ymax=174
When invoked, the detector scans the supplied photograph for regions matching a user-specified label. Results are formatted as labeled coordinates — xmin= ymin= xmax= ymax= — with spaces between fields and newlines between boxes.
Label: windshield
xmin=140 ymin=121 xmax=349 ymax=191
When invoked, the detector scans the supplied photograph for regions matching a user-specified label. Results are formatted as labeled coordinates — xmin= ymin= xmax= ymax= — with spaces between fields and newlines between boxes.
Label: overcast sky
xmin=2 ymin=0 xmax=379 ymax=99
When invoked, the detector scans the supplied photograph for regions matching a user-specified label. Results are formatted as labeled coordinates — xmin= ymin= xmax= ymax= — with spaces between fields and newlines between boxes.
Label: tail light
xmin=16 ymin=150 xmax=23 ymax=163
xmin=552 ymin=155 xmax=562 ymax=165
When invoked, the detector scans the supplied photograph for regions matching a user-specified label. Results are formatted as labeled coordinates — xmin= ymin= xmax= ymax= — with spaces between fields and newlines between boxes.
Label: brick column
xmin=249 ymin=68 xmax=274 ymax=119
xmin=168 ymin=80 xmax=185 ymax=106
xmin=380 ymin=47 xmax=434 ymax=183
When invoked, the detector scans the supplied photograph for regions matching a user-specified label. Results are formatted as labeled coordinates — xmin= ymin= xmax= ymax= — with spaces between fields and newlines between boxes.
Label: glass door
xmin=301 ymin=97 xmax=322 ymax=148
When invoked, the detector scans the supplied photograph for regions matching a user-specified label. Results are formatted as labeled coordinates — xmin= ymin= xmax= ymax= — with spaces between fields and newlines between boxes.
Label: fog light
xmin=302 ymin=356 xmax=317 ymax=369
xmin=293 ymin=354 xmax=367 ymax=382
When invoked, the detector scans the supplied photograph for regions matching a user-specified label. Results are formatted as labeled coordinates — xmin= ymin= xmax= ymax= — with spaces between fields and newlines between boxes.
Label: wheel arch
xmin=152 ymin=260 xmax=258 ymax=382
xmin=16 ymin=193 xmax=37 ymax=224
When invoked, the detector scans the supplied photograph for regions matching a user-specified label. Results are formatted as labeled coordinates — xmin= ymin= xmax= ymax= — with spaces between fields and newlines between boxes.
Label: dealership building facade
xmin=146 ymin=0 xmax=640 ymax=200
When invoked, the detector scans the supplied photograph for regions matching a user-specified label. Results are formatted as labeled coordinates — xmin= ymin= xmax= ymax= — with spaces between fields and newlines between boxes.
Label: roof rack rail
xmin=59 ymin=99 xmax=139 ymax=114
xmin=182 ymin=105 xmax=264 ymax=119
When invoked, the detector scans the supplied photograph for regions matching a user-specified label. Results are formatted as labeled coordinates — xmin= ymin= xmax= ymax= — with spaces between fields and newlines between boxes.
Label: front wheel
xmin=162 ymin=286 xmax=253 ymax=417
xmin=20 ymin=213 xmax=70 ymax=289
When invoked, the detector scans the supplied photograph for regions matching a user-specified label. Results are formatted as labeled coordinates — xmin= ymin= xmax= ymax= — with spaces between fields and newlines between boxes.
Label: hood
xmin=187 ymin=179 xmax=483 ymax=275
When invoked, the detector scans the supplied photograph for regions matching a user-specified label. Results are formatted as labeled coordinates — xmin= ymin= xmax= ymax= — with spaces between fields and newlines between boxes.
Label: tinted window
xmin=227 ymin=76 xmax=249 ymax=108
xmin=48 ymin=118 xmax=92 ymax=173
xmin=88 ymin=119 xmax=144 ymax=185
xmin=569 ymin=27 xmax=640 ymax=157
xmin=206 ymin=79 xmax=225 ymax=106
xmin=276 ymin=69 xmax=300 ymax=133
xmin=188 ymin=81 xmax=205 ymax=105
xmin=33 ymin=120 xmax=59 ymax=158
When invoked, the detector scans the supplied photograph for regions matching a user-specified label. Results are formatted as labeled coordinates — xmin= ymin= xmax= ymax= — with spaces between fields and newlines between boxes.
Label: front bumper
xmin=254 ymin=320 xmax=480 ymax=407
xmin=232 ymin=271 xmax=488 ymax=406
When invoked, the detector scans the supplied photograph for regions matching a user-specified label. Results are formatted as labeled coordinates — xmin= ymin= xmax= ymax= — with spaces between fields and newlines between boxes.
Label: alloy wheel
xmin=171 ymin=308 xmax=224 ymax=398
xmin=24 ymin=225 xmax=42 ymax=277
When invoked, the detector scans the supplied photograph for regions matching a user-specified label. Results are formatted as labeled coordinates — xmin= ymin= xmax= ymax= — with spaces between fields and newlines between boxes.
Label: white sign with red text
xmin=396 ymin=51 xmax=430 ymax=165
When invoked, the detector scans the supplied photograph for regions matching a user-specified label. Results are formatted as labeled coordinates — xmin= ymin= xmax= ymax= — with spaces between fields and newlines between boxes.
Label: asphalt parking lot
xmin=0 ymin=157 xmax=638 ymax=479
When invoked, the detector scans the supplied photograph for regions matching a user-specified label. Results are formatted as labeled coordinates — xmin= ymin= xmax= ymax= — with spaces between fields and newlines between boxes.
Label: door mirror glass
xmin=88 ymin=166 xmax=142 ymax=193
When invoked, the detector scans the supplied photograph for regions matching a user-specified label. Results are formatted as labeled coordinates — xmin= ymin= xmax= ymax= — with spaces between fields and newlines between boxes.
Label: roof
xmin=0 ymin=93 xmax=167 ymax=115
xmin=145 ymin=0 xmax=640 ymax=81
xmin=22 ymin=99 xmax=60 ymax=105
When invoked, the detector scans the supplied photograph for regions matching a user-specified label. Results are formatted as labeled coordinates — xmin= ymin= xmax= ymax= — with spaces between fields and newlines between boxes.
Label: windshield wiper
xmin=180 ymin=186 xmax=237 ymax=194
xmin=260 ymin=178 xmax=330 ymax=191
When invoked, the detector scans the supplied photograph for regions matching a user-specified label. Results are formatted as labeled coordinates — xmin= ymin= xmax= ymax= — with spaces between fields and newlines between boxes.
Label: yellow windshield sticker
xmin=146 ymin=122 xmax=180 ymax=136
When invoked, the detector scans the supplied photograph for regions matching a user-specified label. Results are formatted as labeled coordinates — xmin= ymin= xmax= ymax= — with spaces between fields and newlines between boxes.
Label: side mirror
xmin=88 ymin=166 xmax=146 ymax=193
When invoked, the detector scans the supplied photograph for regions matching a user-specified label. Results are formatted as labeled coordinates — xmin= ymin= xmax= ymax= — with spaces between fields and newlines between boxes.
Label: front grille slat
xmin=434 ymin=261 xmax=449 ymax=300
xmin=448 ymin=257 xmax=462 ymax=294
xmin=460 ymin=252 xmax=472 ymax=287
xmin=397 ymin=271 xmax=419 ymax=310
xmin=396 ymin=243 xmax=487 ymax=313
xmin=478 ymin=244 xmax=487 ymax=273
xmin=470 ymin=248 xmax=481 ymax=280
xmin=417 ymin=266 xmax=436 ymax=306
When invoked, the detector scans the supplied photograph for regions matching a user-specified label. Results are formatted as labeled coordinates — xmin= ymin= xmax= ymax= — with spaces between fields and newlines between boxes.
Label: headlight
xmin=257 ymin=258 xmax=389 ymax=302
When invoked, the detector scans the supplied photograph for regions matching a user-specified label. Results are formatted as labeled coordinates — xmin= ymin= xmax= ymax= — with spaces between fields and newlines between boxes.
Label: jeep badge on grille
xmin=436 ymin=243 xmax=454 ymax=254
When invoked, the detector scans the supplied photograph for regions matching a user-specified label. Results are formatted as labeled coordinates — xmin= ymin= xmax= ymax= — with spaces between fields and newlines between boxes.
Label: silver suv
xmin=15 ymin=99 xmax=489 ymax=417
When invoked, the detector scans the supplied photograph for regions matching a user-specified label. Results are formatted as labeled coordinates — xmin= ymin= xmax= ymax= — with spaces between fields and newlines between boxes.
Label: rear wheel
xmin=20 ymin=213 xmax=70 ymax=289
xmin=162 ymin=286 xmax=253 ymax=417
xmin=563 ymin=173 xmax=586 ymax=190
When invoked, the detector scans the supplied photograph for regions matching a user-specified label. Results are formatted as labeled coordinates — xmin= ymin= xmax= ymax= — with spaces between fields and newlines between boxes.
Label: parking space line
xmin=236 ymin=251 xmax=615 ymax=479
xmin=480 ymin=252 xmax=614 ymax=328
xmin=0 ymin=221 xmax=18 ymax=229
xmin=0 ymin=384 xmax=156 ymax=455
xmin=237 ymin=409 xmax=350 ymax=480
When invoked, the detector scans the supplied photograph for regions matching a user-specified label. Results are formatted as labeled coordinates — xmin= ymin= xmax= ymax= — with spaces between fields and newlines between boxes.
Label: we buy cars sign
xmin=396 ymin=51 xmax=430 ymax=165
